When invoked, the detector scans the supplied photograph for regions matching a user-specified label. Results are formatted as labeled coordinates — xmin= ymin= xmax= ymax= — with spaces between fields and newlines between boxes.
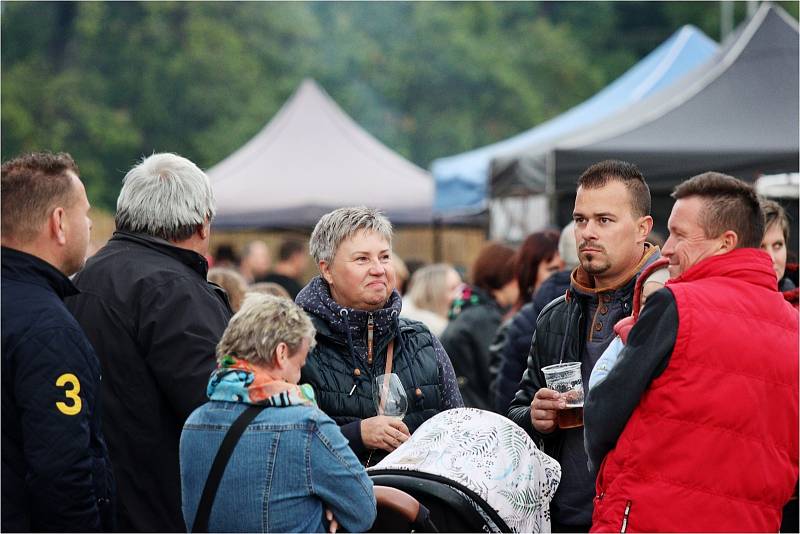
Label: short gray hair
xmin=216 ymin=293 xmax=316 ymax=366
xmin=309 ymin=206 xmax=393 ymax=264
xmin=115 ymin=153 xmax=215 ymax=242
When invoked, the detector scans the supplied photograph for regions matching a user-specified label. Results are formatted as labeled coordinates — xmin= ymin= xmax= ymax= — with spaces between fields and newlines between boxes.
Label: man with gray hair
xmin=67 ymin=153 xmax=233 ymax=532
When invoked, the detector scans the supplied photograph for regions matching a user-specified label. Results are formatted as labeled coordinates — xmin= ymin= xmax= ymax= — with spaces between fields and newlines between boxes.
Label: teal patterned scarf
xmin=207 ymin=355 xmax=317 ymax=407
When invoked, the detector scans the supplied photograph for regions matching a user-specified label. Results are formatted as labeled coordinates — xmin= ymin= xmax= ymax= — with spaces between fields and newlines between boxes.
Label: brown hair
xmin=278 ymin=239 xmax=305 ymax=261
xmin=760 ymin=198 xmax=790 ymax=243
xmin=577 ymin=159 xmax=651 ymax=218
xmin=471 ymin=242 xmax=517 ymax=293
xmin=514 ymin=229 xmax=560 ymax=310
xmin=672 ymin=172 xmax=763 ymax=249
xmin=1 ymin=152 xmax=80 ymax=243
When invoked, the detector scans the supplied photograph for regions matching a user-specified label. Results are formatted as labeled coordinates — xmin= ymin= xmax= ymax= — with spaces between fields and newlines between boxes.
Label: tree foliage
xmin=3 ymin=1 xmax=795 ymax=211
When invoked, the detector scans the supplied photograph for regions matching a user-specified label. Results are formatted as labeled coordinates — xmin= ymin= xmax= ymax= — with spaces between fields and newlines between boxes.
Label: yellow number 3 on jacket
xmin=56 ymin=373 xmax=82 ymax=415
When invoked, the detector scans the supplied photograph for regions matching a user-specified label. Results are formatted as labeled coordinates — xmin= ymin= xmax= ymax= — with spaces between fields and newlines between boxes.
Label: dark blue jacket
xmin=1 ymin=247 xmax=114 ymax=532
xmin=489 ymin=270 xmax=571 ymax=414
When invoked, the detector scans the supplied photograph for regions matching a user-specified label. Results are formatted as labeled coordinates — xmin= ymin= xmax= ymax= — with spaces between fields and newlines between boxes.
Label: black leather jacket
xmin=507 ymin=246 xmax=660 ymax=457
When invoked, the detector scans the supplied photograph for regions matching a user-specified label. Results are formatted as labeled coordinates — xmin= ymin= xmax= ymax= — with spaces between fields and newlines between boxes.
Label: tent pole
xmin=546 ymin=151 xmax=557 ymax=226
xmin=433 ymin=216 xmax=442 ymax=263
xmin=721 ymin=0 xmax=734 ymax=40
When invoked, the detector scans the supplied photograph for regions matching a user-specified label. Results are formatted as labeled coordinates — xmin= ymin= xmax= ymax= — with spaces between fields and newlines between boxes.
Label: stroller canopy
xmin=369 ymin=408 xmax=561 ymax=533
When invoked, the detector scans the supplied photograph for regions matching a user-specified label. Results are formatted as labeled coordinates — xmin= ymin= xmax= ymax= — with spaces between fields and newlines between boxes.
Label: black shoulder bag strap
xmin=192 ymin=404 xmax=266 ymax=533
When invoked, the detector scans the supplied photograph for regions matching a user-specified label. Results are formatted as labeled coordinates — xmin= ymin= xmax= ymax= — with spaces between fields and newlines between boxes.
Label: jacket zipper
xmin=620 ymin=500 xmax=631 ymax=533
xmin=367 ymin=313 xmax=374 ymax=365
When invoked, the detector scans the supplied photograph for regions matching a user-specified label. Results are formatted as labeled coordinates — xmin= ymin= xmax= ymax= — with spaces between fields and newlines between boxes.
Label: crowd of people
xmin=1 ymin=150 xmax=797 ymax=533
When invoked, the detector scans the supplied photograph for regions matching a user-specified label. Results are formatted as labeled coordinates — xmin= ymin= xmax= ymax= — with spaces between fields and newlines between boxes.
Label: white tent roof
xmin=209 ymin=79 xmax=434 ymax=228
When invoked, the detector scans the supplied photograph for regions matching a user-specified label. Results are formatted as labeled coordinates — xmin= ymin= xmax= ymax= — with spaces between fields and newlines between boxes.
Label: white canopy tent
xmin=209 ymin=79 xmax=434 ymax=228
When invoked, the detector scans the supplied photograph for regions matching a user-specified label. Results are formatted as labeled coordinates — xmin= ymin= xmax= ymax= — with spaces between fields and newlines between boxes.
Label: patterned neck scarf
xmin=448 ymin=284 xmax=493 ymax=320
xmin=207 ymin=354 xmax=317 ymax=407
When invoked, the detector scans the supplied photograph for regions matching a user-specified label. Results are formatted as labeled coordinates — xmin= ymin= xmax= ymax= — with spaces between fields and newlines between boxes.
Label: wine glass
xmin=373 ymin=373 xmax=408 ymax=420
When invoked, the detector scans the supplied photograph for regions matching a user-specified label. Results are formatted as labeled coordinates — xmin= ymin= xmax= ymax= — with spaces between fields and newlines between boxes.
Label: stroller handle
xmin=372 ymin=486 xmax=438 ymax=533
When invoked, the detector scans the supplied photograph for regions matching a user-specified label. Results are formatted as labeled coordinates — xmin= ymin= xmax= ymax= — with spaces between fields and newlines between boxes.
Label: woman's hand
xmin=360 ymin=416 xmax=410 ymax=451
xmin=325 ymin=508 xmax=338 ymax=533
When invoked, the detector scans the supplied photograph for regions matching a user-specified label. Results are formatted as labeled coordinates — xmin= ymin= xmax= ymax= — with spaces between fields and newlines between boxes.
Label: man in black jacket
xmin=67 ymin=153 xmax=232 ymax=532
xmin=507 ymin=160 xmax=660 ymax=531
xmin=1 ymin=152 xmax=114 ymax=531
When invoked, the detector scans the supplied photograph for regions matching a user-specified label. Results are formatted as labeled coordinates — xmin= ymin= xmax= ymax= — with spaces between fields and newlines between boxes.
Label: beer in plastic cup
xmin=541 ymin=362 xmax=584 ymax=429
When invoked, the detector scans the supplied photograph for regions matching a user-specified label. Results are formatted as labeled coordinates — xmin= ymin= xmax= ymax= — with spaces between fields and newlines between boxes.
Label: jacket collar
xmin=570 ymin=243 xmax=660 ymax=299
xmin=296 ymin=276 xmax=402 ymax=342
xmin=111 ymin=231 xmax=209 ymax=277
xmin=1 ymin=246 xmax=78 ymax=299
xmin=667 ymin=248 xmax=777 ymax=291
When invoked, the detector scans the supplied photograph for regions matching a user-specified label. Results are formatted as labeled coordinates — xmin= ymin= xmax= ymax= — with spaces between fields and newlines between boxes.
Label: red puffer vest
xmin=592 ymin=249 xmax=799 ymax=533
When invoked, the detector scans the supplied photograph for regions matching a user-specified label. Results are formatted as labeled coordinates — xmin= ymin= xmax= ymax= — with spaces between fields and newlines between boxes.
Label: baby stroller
xmin=368 ymin=408 xmax=561 ymax=533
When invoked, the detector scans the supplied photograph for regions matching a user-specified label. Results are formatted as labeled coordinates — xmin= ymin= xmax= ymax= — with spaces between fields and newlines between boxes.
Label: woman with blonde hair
xmin=180 ymin=294 xmax=375 ymax=532
xmin=208 ymin=267 xmax=248 ymax=312
xmin=401 ymin=263 xmax=462 ymax=337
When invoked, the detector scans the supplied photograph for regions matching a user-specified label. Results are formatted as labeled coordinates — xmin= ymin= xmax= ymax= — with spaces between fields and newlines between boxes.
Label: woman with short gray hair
xmin=180 ymin=294 xmax=375 ymax=532
xmin=297 ymin=206 xmax=463 ymax=467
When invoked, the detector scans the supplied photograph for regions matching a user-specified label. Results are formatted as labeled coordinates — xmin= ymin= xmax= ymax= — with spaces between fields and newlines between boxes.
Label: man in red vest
xmin=585 ymin=172 xmax=798 ymax=532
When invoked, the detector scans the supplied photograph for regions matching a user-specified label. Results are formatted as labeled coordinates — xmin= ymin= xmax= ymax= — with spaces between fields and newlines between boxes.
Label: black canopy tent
xmin=490 ymin=4 xmax=799 ymax=235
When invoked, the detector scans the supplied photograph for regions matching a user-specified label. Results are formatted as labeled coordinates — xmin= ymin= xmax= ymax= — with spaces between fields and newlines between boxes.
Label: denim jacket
xmin=180 ymin=400 xmax=376 ymax=532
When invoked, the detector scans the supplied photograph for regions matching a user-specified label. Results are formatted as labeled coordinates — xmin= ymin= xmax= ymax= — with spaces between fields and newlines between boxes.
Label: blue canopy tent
xmin=430 ymin=25 xmax=718 ymax=224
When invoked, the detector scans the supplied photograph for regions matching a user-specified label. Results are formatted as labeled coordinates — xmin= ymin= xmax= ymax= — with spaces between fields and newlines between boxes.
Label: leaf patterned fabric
xmin=369 ymin=408 xmax=561 ymax=533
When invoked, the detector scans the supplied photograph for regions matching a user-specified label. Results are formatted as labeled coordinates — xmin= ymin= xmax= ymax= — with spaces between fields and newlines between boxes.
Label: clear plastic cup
xmin=541 ymin=362 xmax=584 ymax=429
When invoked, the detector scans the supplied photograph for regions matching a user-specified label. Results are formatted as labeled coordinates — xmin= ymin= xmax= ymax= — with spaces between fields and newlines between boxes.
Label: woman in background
xmin=440 ymin=242 xmax=518 ymax=410
xmin=208 ymin=267 xmax=248 ymax=312
xmin=401 ymin=263 xmax=462 ymax=337
xmin=509 ymin=229 xmax=563 ymax=315
xmin=760 ymin=199 xmax=798 ymax=308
